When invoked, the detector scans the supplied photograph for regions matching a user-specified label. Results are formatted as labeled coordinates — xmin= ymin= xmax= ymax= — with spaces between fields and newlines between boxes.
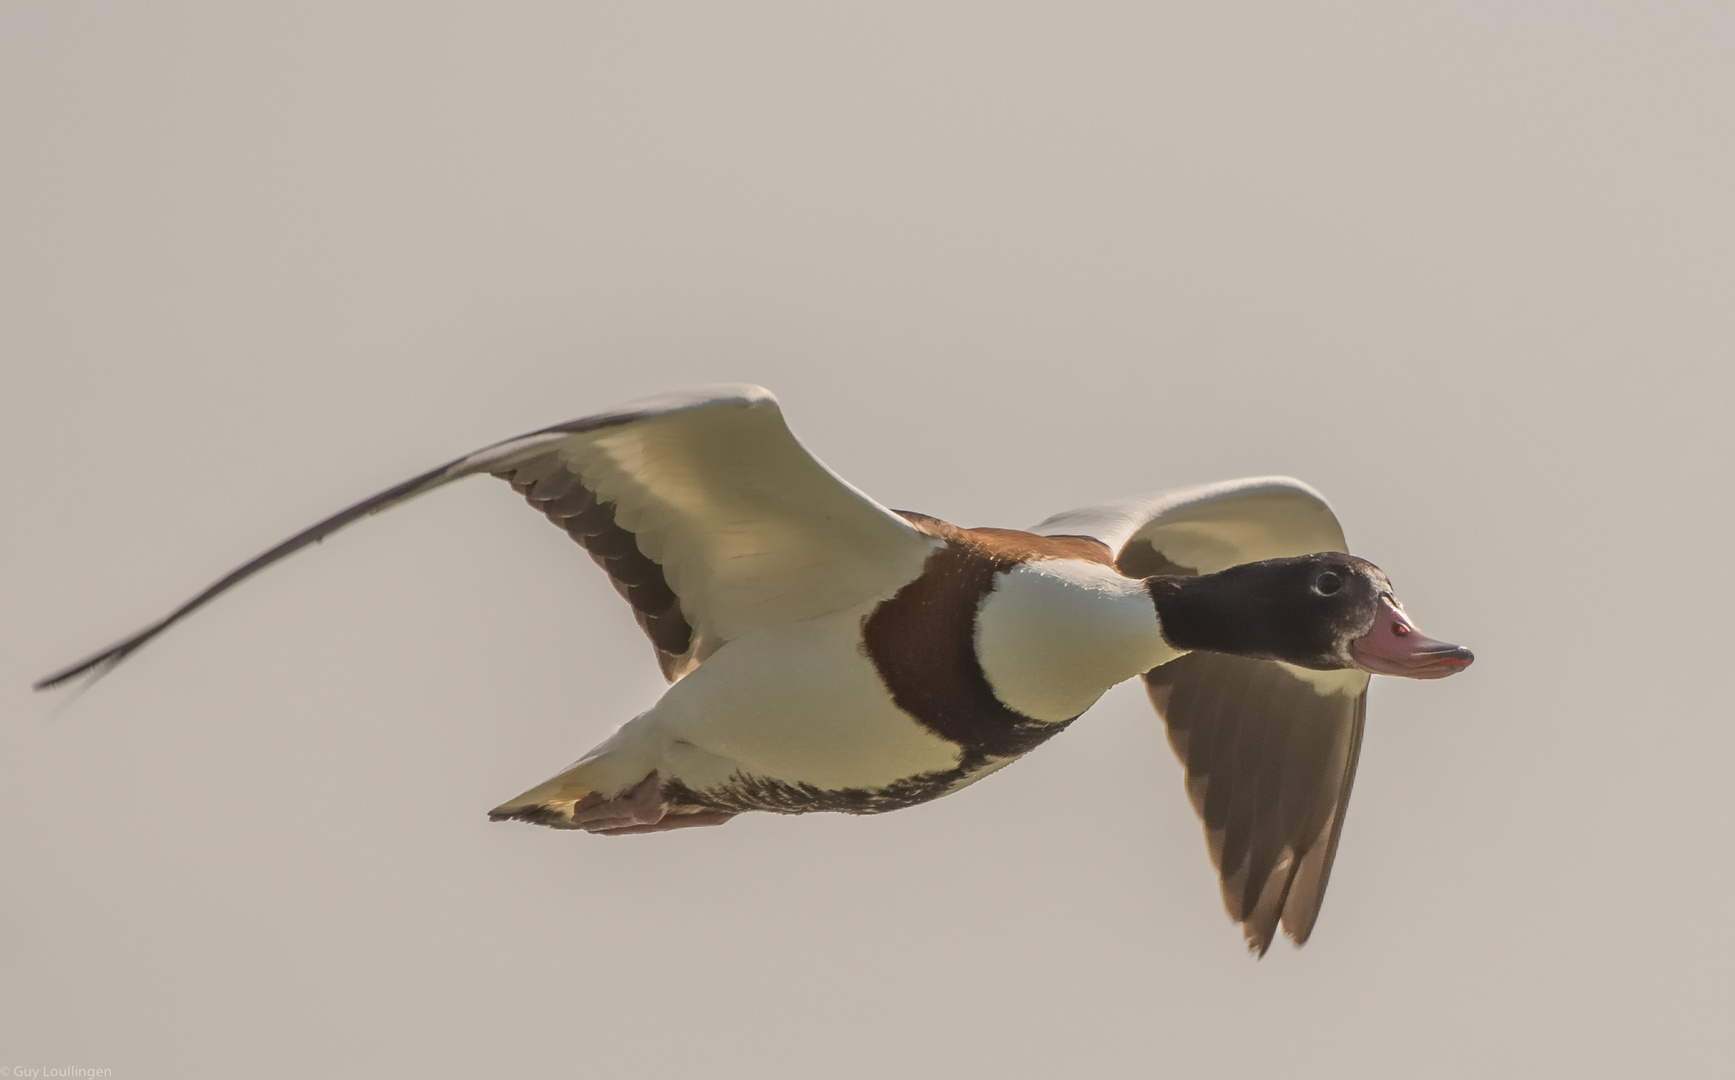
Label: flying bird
xmin=36 ymin=385 xmax=1472 ymax=954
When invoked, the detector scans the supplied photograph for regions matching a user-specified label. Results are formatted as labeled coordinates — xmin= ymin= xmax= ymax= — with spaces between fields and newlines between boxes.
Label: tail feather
xmin=490 ymin=714 xmax=742 ymax=833
xmin=490 ymin=763 xmax=736 ymax=835
xmin=490 ymin=712 xmax=669 ymax=827
xmin=488 ymin=755 xmax=629 ymax=827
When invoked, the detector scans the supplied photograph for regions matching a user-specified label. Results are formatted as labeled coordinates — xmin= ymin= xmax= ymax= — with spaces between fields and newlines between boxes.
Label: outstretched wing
xmin=37 ymin=385 xmax=937 ymax=690
xmin=1032 ymin=478 xmax=1369 ymax=954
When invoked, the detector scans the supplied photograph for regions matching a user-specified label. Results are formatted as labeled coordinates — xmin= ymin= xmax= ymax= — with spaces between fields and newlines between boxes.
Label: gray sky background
xmin=4 ymin=4 xmax=1732 ymax=1077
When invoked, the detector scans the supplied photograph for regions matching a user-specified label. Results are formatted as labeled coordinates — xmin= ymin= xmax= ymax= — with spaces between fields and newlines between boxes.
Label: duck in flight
xmin=36 ymin=385 xmax=1471 ymax=954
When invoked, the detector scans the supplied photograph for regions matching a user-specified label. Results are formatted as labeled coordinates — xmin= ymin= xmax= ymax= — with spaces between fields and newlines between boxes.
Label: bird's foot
xmin=571 ymin=772 xmax=736 ymax=835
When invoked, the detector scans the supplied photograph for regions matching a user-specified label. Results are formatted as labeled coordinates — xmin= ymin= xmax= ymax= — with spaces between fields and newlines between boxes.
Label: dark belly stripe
xmin=662 ymin=769 xmax=971 ymax=816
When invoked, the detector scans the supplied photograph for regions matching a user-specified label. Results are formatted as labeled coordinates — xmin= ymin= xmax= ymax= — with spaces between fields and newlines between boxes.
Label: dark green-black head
xmin=1146 ymin=552 xmax=1473 ymax=678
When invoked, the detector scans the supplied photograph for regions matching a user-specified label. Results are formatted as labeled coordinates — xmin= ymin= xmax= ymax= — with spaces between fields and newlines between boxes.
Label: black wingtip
xmin=33 ymin=644 xmax=132 ymax=692
xmin=1245 ymin=931 xmax=1273 ymax=959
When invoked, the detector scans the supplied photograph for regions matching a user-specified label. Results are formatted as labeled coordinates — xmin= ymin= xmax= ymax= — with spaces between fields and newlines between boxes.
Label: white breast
xmin=974 ymin=560 xmax=1178 ymax=722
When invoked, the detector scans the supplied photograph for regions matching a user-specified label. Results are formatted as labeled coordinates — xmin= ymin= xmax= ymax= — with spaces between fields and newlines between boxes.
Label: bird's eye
xmin=1314 ymin=571 xmax=1342 ymax=596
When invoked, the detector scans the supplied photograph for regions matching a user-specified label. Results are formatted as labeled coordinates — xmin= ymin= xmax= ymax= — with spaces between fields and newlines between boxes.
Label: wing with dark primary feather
xmin=1033 ymin=478 xmax=1369 ymax=954
xmin=1144 ymin=653 xmax=1365 ymax=953
xmin=36 ymin=385 xmax=936 ymax=690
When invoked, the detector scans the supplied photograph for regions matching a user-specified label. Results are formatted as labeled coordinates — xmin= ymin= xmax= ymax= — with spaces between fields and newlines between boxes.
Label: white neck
xmin=973 ymin=560 xmax=1179 ymax=722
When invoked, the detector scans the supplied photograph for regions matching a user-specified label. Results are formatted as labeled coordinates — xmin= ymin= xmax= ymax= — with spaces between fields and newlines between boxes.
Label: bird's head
xmin=1148 ymin=552 xmax=1473 ymax=677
